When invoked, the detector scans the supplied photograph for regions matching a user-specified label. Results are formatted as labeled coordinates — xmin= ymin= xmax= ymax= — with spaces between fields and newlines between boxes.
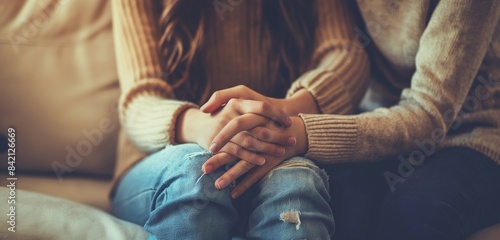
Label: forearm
xmin=121 ymin=95 xmax=196 ymax=153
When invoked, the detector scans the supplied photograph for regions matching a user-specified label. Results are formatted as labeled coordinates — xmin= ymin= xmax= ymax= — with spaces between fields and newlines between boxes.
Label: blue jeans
xmin=112 ymin=144 xmax=334 ymax=240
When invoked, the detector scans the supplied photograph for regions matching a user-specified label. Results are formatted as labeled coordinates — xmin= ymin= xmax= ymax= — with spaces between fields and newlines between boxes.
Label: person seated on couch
xmin=110 ymin=0 xmax=369 ymax=239
xmin=202 ymin=1 xmax=500 ymax=239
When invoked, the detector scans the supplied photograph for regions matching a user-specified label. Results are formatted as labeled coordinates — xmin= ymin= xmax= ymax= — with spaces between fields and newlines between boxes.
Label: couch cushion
xmin=0 ymin=187 xmax=148 ymax=240
xmin=0 ymin=0 xmax=119 ymax=176
xmin=0 ymin=173 xmax=113 ymax=212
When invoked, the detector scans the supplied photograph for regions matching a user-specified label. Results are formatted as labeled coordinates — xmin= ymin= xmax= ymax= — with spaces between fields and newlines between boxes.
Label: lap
xmin=116 ymin=145 xmax=325 ymax=202
xmin=327 ymin=147 xmax=500 ymax=240
xmin=379 ymin=147 xmax=500 ymax=239
xmin=112 ymin=144 xmax=330 ymax=227
xmin=111 ymin=144 xmax=212 ymax=224
xmin=112 ymin=144 xmax=334 ymax=239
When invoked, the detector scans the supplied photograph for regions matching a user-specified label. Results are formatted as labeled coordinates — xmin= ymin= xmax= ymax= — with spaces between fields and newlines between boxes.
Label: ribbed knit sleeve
xmin=301 ymin=0 xmax=500 ymax=163
xmin=112 ymin=0 xmax=196 ymax=153
xmin=286 ymin=0 xmax=370 ymax=115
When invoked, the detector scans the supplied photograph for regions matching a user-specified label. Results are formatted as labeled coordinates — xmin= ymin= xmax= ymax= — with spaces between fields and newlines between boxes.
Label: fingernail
xmin=288 ymin=137 xmax=296 ymax=146
xmin=203 ymin=164 xmax=212 ymax=174
xmin=231 ymin=190 xmax=240 ymax=199
xmin=258 ymin=157 xmax=266 ymax=165
xmin=286 ymin=117 xmax=292 ymax=126
xmin=216 ymin=179 xmax=228 ymax=189
xmin=209 ymin=143 xmax=218 ymax=153
xmin=276 ymin=147 xmax=285 ymax=156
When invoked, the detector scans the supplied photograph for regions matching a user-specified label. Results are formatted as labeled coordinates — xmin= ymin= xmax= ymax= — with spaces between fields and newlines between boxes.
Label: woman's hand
xmin=201 ymin=85 xmax=320 ymax=117
xmin=202 ymin=116 xmax=308 ymax=198
xmin=177 ymin=99 xmax=296 ymax=166
xmin=200 ymin=85 xmax=282 ymax=113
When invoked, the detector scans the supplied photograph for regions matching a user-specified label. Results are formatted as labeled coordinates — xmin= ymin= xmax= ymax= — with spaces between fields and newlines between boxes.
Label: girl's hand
xmin=200 ymin=85 xmax=282 ymax=114
xmin=178 ymin=100 xmax=296 ymax=166
xmin=203 ymin=117 xmax=308 ymax=198
xmin=201 ymin=85 xmax=320 ymax=117
xmin=204 ymin=98 xmax=293 ymax=154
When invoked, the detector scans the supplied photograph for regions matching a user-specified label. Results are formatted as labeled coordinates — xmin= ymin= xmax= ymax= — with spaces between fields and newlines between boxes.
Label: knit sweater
xmin=111 ymin=0 xmax=370 ymax=182
xmin=318 ymin=0 xmax=499 ymax=164
xmin=111 ymin=0 xmax=500 ymax=187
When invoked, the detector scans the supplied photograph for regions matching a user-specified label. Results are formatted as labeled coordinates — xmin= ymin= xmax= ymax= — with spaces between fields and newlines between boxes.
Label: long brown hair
xmin=159 ymin=0 xmax=316 ymax=104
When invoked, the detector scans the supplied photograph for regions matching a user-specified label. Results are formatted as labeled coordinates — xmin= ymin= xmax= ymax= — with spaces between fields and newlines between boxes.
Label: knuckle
xmin=213 ymin=90 xmax=222 ymax=100
xmin=236 ymin=85 xmax=246 ymax=91
xmin=219 ymin=115 xmax=231 ymax=125
xmin=231 ymin=144 xmax=242 ymax=156
xmin=241 ymin=137 xmax=253 ymax=148
xmin=217 ymin=153 xmax=232 ymax=164
xmin=216 ymin=153 xmax=229 ymax=163
xmin=230 ymin=118 xmax=243 ymax=129
xmin=242 ymin=160 xmax=254 ymax=170
xmin=254 ymin=101 xmax=265 ymax=113
xmin=226 ymin=98 xmax=236 ymax=107
xmin=258 ymin=129 xmax=270 ymax=141
xmin=225 ymin=172 xmax=236 ymax=181
xmin=249 ymin=126 xmax=261 ymax=135
xmin=247 ymin=154 xmax=258 ymax=163
xmin=244 ymin=162 xmax=255 ymax=171
xmin=262 ymin=143 xmax=274 ymax=153
xmin=251 ymin=140 xmax=264 ymax=151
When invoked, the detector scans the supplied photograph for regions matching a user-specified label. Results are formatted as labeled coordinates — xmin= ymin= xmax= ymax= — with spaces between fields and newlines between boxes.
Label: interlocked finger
xmin=214 ymin=159 xmax=255 ymax=190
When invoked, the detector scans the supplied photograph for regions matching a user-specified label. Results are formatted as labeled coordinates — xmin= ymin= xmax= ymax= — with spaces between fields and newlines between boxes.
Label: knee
xmin=164 ymin=143 xmax=208 ymax=161
xmin=153 ymin=144 xmax=231 ymax=204
xmin=260 ymin=157 xmax=330 ymax=197
xmin=153 ymin=143 xmax=220 ymax=191
xmin=266 ymin=157 xmax=328 ymax=182
xmin=163 ymin=143 xmax=211 ymax=172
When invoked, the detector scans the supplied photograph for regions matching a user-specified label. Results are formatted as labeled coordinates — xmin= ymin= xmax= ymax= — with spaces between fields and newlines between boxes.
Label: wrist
xmin=288 ymin=116 xmax=308 ymax=156
xmin=176 ymin=107 xmax=203 ymax=144
xmin=284 ymin=89 xmax=320 ymax=116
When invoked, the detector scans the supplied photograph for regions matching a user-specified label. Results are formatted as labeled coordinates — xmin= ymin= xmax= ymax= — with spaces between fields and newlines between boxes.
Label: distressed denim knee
xmin=113 ymin=143 xmax=238 ymax=240
xmin=246 ymin=157 xmax=335 ymax=239
xmin=263 ymin=157 xmax=330 ymax=188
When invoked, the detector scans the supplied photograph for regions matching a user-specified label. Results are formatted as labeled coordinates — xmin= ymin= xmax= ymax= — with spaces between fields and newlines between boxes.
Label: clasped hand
xmin=189 ymin=86 xmax=307 ymax=199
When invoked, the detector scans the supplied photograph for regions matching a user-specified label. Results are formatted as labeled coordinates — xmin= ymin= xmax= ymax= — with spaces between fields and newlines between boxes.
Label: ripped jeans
xmin=112 ymin=144 xmax=334 ymax=240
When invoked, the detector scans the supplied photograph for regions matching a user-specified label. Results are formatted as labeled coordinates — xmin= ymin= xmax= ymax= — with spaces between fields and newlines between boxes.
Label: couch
xmin=0 ymin=1 xmax=498 ymax=239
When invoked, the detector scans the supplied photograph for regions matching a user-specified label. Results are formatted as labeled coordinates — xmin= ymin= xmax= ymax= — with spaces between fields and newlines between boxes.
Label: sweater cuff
xmin=299 ymin=113 xmax=358 ymax=163
xmin=287 ymin=69 xmax=353 ymax=114
xmin=122 ymin=95 xmax=197 ymax=153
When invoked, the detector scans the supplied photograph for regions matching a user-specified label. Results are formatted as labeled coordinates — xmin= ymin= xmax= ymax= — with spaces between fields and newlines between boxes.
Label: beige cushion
xmin=0 ymin=187 xmax=148 ymax=240
xmin=0 ymin=173 xmax=113 ymax=212
xmin=0 ymin=0 xmax=119 ymax=176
